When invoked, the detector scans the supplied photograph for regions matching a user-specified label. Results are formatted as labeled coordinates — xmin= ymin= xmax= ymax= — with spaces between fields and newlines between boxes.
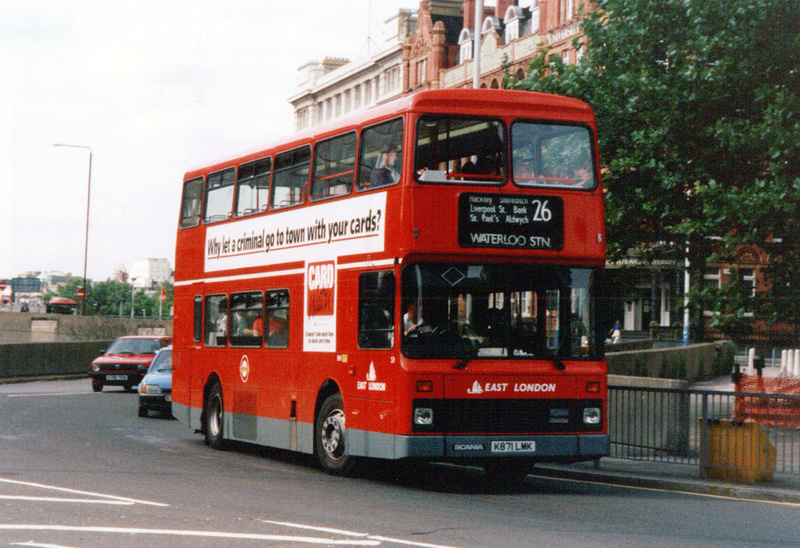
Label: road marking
xmin=368 ymin=537 xmax=462 ymax=548
xmin=260 ymin=520 xmax=369 ymax=537
xmin=260 ymin=521 xmax=462 ymax=548
xmin=0 ymin=495 xmax=131 ymax=505
xmin=0 ymin=478 xmax=168 ymax=507
xmin=0 ymin=525 xmax=382 ymax=545
xmin=6 ymin=393 xmax=87 ymax=398
xmin=11 ymin=541 xmax=77 ymax=548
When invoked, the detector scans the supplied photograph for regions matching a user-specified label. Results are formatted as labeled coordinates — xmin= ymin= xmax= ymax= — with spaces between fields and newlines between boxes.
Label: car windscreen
xmin=149 ymin=350 xmax=172 ymax=373
xmin=106 ymin=338 xmax=161 ymax=355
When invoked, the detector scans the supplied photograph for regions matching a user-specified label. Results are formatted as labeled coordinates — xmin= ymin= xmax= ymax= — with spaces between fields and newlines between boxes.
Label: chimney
xmin=462 ymin=0 xmax=475 ymax=30
xmin=495 ymin=0 xmax=515 ymax=19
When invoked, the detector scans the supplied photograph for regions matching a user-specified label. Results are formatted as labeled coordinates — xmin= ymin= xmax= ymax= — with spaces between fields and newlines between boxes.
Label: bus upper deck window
xmin=357 ymin=118 xmax=403 ymax=191
xmin=312 ymin=132 xmax=356 ymax=200
xmin=204 ymin=169 xmax=235 ymax=224
xmin=414 ymin=116 xmax=506 ymax=185
xmin=180 ymin=177 xmax=204 ymax=228
xmin=236 ymin=158 xmax=271 ymax=217
xmin=511 ymin=122 xmax=597 ymax=190
xmin=272 ymin=146 xmax=311 ymax=209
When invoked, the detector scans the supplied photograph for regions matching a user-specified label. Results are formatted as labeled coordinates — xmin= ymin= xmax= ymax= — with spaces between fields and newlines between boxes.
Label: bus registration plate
xmin=491 ymin=441 xmax=536 ymax=453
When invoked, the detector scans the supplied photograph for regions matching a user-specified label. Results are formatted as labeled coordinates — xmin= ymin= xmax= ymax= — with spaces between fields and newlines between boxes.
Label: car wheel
xmin=138 ymin=405 xmax=149 ymax=418
xmin=315 ymin=393 xmax=356 ymax=476
xmin=92 ymin=383 xmax=103 ymax=393
xmin=204 ymin=383 xmax=227 ymax=450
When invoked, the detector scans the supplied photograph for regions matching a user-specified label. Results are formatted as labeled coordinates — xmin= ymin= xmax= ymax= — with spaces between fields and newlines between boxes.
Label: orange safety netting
xmin=734 ymin=373 xmax=800 ymax=429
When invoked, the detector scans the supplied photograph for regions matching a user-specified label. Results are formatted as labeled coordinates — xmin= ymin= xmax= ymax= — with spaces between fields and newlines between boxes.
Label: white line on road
xmin=5 ymin=393 xmax=87 ymax=398
xmin=259 ymin=521 xmax=462 ymax=548
xmin=0 ymin=495 xmax=131 ymax=505
xmin=0 ymin=525 xmax=382 ymax=545
xmin=0 ymin=478 xmax=168 ymax=507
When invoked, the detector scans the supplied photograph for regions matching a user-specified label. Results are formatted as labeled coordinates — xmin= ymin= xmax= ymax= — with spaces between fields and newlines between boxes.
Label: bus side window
xmin=229 ymin=292 xmax=264 ymax=348
xmin=357 ymin=118 xmax=403 ymax=191
xmin=272 ymin=146 xmax=311 ymax=209
xmin=311 ymin=132 xmax=356 ymax=200
xmin=193 ymin=296 xmax=203 ymax=343
xmin=235 ymin=158 xmax=271 ymax=217
xmin=265 ymin=290 xmax=290 ymax=348
xmin=204 ymin=294 xmax=228 ymax=347
xmin=204 ymin=169 xmax=235 ymax=224
xmin=358 ymin=271 xmax=395 ymax=349
xmin=180 ymin=177 xmax=204 ymax=228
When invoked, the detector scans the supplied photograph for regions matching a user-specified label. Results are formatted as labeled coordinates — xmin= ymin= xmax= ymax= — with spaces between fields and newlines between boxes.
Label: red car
xmin=90 ymin=336 xmax=172 ymax=392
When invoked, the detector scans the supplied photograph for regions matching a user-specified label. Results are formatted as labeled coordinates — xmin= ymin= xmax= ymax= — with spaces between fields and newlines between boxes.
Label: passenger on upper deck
xmin=369 ymin=145 xmax=400 ymax=187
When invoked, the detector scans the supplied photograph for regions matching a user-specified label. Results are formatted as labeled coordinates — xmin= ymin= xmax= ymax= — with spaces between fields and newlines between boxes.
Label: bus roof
xmin=183 ymin=88 xmax=595 ymax=180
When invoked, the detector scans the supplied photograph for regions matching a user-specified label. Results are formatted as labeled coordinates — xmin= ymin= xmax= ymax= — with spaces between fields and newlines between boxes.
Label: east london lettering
xmin=206 ymin=209 xmax=383 ymax=259
xmin=469 ymin=382 xmax=557 ymax=394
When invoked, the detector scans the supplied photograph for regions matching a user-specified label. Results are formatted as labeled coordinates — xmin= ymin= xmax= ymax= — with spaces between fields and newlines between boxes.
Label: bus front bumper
xmin=391 ymin=433 xmax=609 ymax=461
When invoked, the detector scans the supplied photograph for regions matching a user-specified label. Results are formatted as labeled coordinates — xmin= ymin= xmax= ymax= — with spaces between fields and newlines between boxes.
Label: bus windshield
xmin=401 ymin=263 xmax=599 ymax=361
xmin=511 ymin=122 xmax=597 ymax=189
xmin=414 ymin=115 xmax=506 ymax=184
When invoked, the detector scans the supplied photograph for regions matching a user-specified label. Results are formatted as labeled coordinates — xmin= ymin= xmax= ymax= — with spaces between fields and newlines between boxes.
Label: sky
xmin=0 ymin=0 xmax=417 ymax=281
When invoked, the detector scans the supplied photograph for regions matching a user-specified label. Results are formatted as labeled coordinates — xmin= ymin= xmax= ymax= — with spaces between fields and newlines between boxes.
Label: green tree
xmin=509 ymin=0 xmax=800 ymax=339
xmin=51 ymin=278 xmax=173 ymax=318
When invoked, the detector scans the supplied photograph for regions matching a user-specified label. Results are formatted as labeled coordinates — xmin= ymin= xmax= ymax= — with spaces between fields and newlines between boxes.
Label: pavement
xmin=533 ymin=366 xmax=800 ymax=504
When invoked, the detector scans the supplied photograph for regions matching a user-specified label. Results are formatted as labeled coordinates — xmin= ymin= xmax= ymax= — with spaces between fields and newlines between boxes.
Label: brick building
xmin=290 ymin=0 xmax=594 ymax=130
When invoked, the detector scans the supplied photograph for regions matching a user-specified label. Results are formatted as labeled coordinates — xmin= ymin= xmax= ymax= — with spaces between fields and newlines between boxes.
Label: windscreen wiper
xmin=453 ymin=344 xmax=479 ymax=370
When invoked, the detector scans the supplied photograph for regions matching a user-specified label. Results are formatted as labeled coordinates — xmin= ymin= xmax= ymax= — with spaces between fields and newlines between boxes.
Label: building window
xmin=416 ymin=60 xmax=427 ymax=86
xmin=458 ymin=29 xmax=473 ymax=63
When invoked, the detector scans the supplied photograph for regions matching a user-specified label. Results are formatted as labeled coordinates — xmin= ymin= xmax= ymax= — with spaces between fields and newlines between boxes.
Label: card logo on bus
xmin=457 ymin=193 xmax=564 ymax=250
xmin=307 ymin=261 xmax=335 ymax=316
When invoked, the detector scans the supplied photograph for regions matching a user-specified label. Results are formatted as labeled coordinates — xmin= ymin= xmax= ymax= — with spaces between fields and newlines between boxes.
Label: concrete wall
xmin=607 ymin=341 xmax=736 ymax=382
xmin=0 ymin=313 xmax=171 ymax=344
xmin=0 ymin=341 xmax=111 ymax=380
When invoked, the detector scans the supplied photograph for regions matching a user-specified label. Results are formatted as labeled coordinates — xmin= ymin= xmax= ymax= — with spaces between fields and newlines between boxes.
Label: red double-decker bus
xmin=173 ymin=88 xmax=608 ymax=480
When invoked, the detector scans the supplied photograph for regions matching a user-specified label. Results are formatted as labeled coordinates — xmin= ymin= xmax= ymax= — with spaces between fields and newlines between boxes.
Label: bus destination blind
xmin=458 ymin=193 xmax=564 ymax=251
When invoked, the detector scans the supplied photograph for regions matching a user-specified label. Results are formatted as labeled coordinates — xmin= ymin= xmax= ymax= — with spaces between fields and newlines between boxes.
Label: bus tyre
xmin=204 ymin=383 xmax=227 ymax=450
xmin=316 ymin=393 xmax=355 ymax=476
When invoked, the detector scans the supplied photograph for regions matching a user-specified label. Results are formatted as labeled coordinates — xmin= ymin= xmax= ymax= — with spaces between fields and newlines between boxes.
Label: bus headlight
xmin=583 ymin=407 xmax=601 ymax=425
xmin=414 ymin=407 xmax=434 ymax=426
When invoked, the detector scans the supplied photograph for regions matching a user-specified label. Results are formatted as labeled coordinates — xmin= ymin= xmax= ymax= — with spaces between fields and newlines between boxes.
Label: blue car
xmin=138 ymin=346 xmax=172 ymax=417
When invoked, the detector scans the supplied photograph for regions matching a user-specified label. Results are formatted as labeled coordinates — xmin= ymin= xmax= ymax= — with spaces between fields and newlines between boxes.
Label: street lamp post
xmin=53 ymin=143 xmax=92 ymax=316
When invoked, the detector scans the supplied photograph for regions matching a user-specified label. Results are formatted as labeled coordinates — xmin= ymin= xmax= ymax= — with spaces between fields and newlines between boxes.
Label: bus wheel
xmin=204 ymin=383 xmax=227 ymax=450
xmin=315 ymin=393 xmax=355 ymax=476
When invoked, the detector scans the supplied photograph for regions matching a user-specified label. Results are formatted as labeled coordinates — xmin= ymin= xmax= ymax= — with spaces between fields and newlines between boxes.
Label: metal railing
xmin=609 ymin=386 xmax=800 ymax=477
